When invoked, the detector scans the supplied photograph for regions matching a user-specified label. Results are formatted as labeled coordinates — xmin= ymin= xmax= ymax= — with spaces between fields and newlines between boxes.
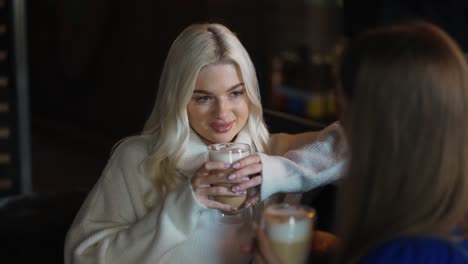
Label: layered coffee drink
xmin=263 ymin=203 xmax=315 ymax=264
xmin=208 ymin=143 xmax=251 ymax=214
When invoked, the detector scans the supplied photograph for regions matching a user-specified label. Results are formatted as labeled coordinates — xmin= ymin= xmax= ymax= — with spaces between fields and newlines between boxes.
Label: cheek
xmin=187 ymin=105 xmax=201 ymax=126
xmin=187 ymin=105 xmax=195 ymax=121
xmin=188 ymin=104 xmax=211 ymax=126
xmin=235 ymin=101 xmax=250 ymax=121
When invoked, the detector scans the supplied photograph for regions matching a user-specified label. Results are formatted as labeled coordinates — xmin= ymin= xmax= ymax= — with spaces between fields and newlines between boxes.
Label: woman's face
xmin=187 ymin=63 xmax=250 ymax=144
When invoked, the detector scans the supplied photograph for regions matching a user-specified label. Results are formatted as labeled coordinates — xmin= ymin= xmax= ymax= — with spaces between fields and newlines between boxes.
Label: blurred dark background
xmin=15 ymin=0 xmax=468 ymax=194
xmin=28 ymin=0 xmax=346 ymax=193
xmin=1 ymin=0 xmax=467 ymax=263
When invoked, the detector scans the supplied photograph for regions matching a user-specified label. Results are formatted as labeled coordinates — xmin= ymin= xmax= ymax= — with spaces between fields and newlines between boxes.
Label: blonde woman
xmin=250 ymin=21 xmax=468 ymax=264
xmin=64 ymin=23 xmax=345 ymax=264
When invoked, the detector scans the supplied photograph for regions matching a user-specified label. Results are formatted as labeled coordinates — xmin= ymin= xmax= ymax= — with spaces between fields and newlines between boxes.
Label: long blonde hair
xmin=335 ymin=21 xmax=468 ymax=263
xmin=141 ymin=23 xmax=269 ymax=202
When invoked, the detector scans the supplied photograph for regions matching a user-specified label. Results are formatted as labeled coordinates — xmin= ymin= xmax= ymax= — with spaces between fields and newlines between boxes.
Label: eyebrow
xmin=193 ymin=82 xmax=245 ymax=95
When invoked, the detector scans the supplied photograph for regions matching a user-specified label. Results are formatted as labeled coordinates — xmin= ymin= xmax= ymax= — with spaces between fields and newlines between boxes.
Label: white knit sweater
xmin=64 ymin=123 xmax=346 ymax=264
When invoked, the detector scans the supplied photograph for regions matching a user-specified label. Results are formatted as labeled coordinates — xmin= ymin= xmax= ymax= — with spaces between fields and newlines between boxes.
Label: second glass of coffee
xmin=263 ymin=203 xmax=316 ymax=264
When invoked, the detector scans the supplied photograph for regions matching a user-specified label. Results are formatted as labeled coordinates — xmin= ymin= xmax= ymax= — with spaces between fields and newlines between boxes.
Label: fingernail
xmin=230 ymin=207 xmax=238 ymax=211
xmin=225 ymin=163 xmax=231 ymax=169
xmin=232 ymin=186 xmax=240 ymax=192
xmin=238 ymin=190 xmax=247 ymax=195
xmin=245 ymin=202 xmax=251 ymax=208
xmin=240 ymin=244 xmax=252 ymax=253
xmin=233 ymin=163 xmax=240 ymax=169
xmin=228 ymin=174 xmax=236 ymax=181
xmin=241 ymin=177 xmax=249 ymax=181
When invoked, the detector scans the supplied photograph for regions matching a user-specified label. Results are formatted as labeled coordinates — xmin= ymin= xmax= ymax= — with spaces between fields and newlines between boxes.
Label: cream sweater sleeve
xmin=259 ymin=122 xmax=347 ymax=200
xmin=64 ymin=137 xmax=206 ymax=264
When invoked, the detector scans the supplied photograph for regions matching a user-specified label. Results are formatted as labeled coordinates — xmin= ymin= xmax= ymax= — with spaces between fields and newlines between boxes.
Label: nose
xmin=214 ymin=98 xmax=230 ymax=119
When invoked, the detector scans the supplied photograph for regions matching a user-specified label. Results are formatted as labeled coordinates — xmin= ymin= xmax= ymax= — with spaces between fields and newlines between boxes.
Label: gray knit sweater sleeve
xmin=259 ymin=122 xmax=348 ymax=200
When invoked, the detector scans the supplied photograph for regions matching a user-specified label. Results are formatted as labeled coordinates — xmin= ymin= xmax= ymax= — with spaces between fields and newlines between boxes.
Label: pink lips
xmin=210 ymin=121 xmax=234 ymax=133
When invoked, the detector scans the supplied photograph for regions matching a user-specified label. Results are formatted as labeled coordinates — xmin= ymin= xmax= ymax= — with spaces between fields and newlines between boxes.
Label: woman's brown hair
xmin=335 ymin=21 xmax=468 ymax=263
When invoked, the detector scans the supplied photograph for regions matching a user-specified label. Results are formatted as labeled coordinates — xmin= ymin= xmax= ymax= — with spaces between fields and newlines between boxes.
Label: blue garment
xmin=359 ymin=237 xmax=468 ymax=263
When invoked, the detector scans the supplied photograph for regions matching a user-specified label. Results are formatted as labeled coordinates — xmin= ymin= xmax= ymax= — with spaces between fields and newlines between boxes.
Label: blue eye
xmin=195 ymin=96 xmax=211 ymax=104
xmin=230 ymin=90 xmax=245 ymax=98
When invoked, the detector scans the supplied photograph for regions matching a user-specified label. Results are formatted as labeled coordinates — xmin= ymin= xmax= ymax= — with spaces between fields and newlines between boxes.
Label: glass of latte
xmin=263 ymin=203 xmax=316 ymax=264
xmin=208 ymin=142 xmax=252 ymax=223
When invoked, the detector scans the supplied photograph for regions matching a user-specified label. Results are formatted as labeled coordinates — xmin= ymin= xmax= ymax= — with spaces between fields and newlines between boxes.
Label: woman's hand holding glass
xmin=191 ymin=153 xmax=263 ymax=212
xmin=225 ymin=153 xmax=263 ymax=208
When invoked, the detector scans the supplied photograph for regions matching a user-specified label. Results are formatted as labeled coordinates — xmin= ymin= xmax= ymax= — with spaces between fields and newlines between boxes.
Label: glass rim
xmin=264 ymin=203 xmax=316 ymax=220
xmin=207 ymin=142 xmax=251 ymax=151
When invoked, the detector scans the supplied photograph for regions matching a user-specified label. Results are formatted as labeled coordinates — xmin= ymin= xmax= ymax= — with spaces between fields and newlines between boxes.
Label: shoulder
xmin=103 ymin=135 xmax=153 ymax=174
xmin=360 ymin=237 xmax=468 ymax=264
xmin=111 ymin=135 xmax=152 ymax=160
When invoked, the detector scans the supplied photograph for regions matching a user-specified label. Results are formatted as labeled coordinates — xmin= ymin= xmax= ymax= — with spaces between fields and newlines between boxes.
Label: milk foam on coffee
xmin=208 ymin=144 xmax=249 ymax=164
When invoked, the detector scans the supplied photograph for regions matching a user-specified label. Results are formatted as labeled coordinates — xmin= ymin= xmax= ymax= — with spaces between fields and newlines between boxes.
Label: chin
xmin=214 ymin=138 xmax=234 ymax=143
xmin=211 ymin=135 xmax=236 ymax=144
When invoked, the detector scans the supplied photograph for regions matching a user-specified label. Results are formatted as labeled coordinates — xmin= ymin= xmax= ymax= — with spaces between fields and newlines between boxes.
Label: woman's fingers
xmin=192 ymin=161 xmax=241 ymax=187
xmin=231 ymin=175 xmax=262 ymax=193
xmin=194 ymin=173 xmax=251 ymax=191
xmin=192 ymin=161 xmax=225 ymax=182
xmin=199 ymin=185 xmax=247 ymax=197
xmin=244 ymin=191 xmax=260 ymax=208
xmin=201 ymin=198 xmax=239 ymax=212
xmin=229 ymin=163 xmax=262 ymax=181
xmin=233 ymin=153 xmax=262 ymax=168
xmin=228 ymin=154 xmax=262 ymax=181
xmin=201 ymin=160 xmax=230 ymax=172
xmin=192 ymin=157 xmax=262 ymax=209
xmin=240 ymin=243 xmax=253 ymax=253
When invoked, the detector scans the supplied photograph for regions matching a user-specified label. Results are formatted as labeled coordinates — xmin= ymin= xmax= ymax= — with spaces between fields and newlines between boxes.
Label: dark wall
xmin=25 ymin=1 xmax=468 ymax=193
xmin=26 ymin=0 xmax=293 ymax=192
xmin=343 ymin=0 xmax=468 ymax=51
xmin=27 ymin=0 xmax=272 ymax=139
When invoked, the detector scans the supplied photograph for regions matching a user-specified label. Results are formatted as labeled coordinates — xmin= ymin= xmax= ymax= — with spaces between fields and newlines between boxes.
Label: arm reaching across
xmin=259 ymin=122 xmax=347 ymax=200
xmin=225 ymin=123 xmax=347 ymax=201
